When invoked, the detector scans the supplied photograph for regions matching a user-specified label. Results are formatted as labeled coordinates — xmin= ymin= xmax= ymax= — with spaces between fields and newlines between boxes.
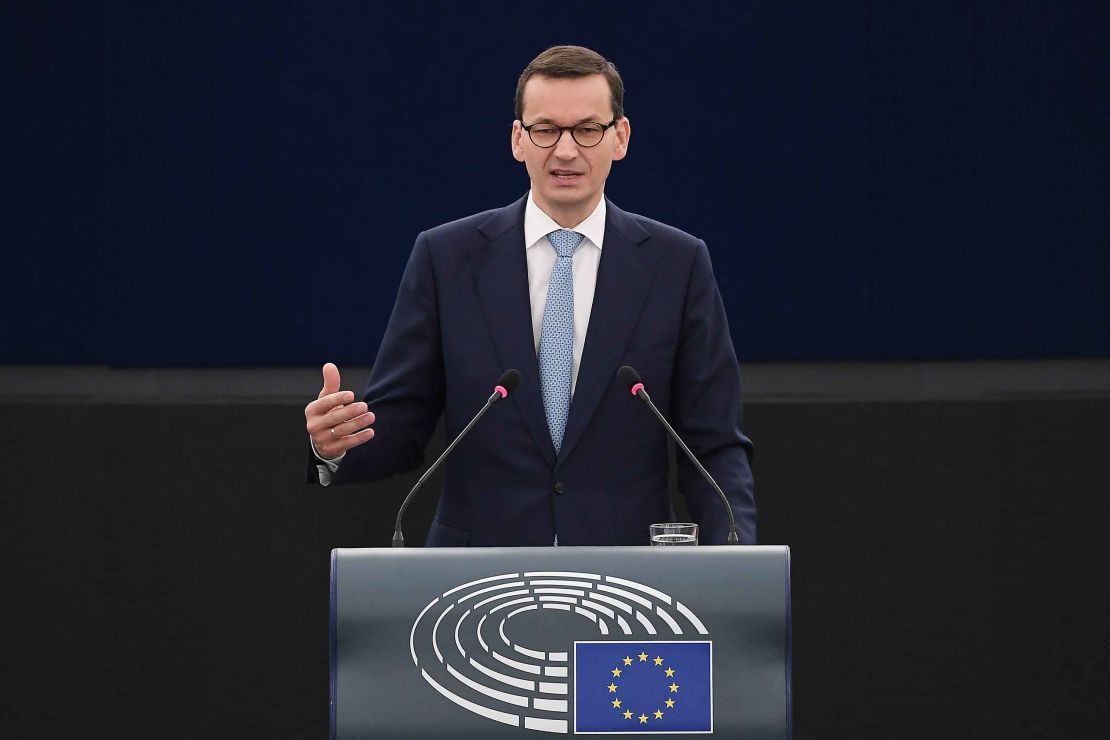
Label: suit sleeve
xmin=671 ymin=240 xmax=757 ymax=544
xmin=315 ymin=232 xmax=446 ymax=486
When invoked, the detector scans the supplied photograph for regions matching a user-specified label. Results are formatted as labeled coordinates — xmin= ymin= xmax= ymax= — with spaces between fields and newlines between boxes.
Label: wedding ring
xmin=329 ymin=427 xmax=337 ymax=437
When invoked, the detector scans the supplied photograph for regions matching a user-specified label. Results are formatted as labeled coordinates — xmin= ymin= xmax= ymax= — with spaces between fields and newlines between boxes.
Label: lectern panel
xmin=331 ymin=546 xmax=791 ymax=739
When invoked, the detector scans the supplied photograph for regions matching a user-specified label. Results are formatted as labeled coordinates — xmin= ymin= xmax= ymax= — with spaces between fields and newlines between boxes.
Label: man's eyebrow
xmin=525 ymin=116 xmax=608 ymax=125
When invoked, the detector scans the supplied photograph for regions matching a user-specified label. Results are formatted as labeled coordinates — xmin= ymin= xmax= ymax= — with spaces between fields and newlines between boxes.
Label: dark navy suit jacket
xmin=315 ymin=195 xmax=755 ymax=546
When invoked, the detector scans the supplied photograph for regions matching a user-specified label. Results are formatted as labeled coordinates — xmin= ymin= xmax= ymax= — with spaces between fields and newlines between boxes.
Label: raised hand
xmin=305 ymin=362 xmax=375 ymax=459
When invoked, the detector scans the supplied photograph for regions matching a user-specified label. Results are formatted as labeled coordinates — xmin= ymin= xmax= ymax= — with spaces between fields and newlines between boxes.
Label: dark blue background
xmin=8 ymin=1 xmax=1108 ymax=365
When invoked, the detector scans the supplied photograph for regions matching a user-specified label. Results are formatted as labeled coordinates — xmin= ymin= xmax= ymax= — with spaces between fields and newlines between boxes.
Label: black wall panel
xmin=3 ymin=397 xmax=1108 ymax=738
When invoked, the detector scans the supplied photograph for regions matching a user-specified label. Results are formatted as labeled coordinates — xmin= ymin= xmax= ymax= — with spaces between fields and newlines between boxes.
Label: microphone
xmin=617 ymin=365 xmax=741 ymax=545
xmin=392 ymin=369 xmax=521 ymax=547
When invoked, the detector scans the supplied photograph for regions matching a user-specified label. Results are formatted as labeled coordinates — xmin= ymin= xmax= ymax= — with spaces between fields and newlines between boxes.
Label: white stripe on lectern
xmin=605 ymin=575 xmax=673 ymax=604
xmin=492 ymin=650 xmax=542 ymax=675
xmin=524 ymin=571 xmax=600 ymax=579
xmin=433 ymin=603 xmax=454 ymax=663
xmin=596 ymin=584 xmax=653 ymax=609
xmin=442 ymin=573 xmax=520 ymax=598
xmin=539 ymin=681 xmax=567 ymax=694
xmin=489 ymin=596 xmax=535 ymax=614
xmin=524 ymin=716 xmax=568 ymax=733
xmin=574 ymin=607 xmax=597 ymax=622
xmin=446 ymin=663 xmax=528 ymax=708
xmin=548 ymin=651 xmax=568 ymax=661
xmin=410 ymin=597 xmax=440 ymax=666
xmin=533 ymin=697 xmax=568 ymax=712
xmin=529 ymin=579 xmax=595 ymax=588
xmin=541 ymin=603 xmax=570 ymax=611
xmin=421 ymin=669 xmax=518 ymax=727
xmin=507 ymin=604 xmax=539 ymax=619
xmin=676 ymin=601 xmax=709 ymax=634
xmin=656 ymin=604 xmax=682 ymax=634
xmin=532 ymin=588 xmax=586 ymax=597
xmin=579 ymin=599 xmax=615 ymax=619
xmin=477 ymin=613 xmax=489 ymax=652
xmin=589 ymin=592 xmax=633 ymax=614
xmin=470 ymin=657 xmax=535 ymax=690
xmin=616 ymin=614 xmax=632 ymax=635
xmin=544 ymin=665 xmax=568 ymax=677
xmin=537 ymin=595 xmax=577 ymax=605
xmin=454 ymin=608 xmax=469 ymax=657
xmin=635 ymin=610 xmax=658 ymax=634
xmin=514 ymin=644 xmax=546 ymax=660
xmin=473 ymin=589 xmax=530 ymax=611
xmin=457 ymin=581 xmax=526 ymax=604
xmin=499 ymin=617 xmax=511 ymax=647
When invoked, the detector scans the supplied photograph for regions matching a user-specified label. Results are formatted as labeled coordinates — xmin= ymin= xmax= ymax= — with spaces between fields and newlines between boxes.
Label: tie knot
xmin=548 ymin=229 xmax=584 ymax=258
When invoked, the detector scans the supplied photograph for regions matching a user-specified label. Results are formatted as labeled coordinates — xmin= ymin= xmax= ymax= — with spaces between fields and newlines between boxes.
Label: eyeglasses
xmin=520 ymin=119 xmax=619 ymax=148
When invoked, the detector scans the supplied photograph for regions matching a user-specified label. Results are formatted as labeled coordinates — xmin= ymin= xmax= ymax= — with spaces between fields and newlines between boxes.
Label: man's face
xmin=511 ymin=74 xmax=630 ymax=226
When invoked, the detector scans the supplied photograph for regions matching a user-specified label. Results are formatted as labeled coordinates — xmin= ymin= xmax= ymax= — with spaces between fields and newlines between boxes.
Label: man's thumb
xmin=321 ymin=362 xmax=341 ymax=396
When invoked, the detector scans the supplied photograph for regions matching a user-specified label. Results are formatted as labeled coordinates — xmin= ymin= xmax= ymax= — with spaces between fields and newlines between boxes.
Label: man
xmin=305 ymin=46 xmax=755 ymax=546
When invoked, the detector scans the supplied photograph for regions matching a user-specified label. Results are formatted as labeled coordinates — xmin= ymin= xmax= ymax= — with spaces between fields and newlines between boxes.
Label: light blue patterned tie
xmin=539 ymin=229 xmax=584 ymax=454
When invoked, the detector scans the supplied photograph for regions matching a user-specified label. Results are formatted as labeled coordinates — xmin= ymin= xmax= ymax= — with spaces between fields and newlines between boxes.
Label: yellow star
xmin=639 ymin=714 xmax=648 ymax=723
xmin=611 ymin=667 xmax=622 ymax=677
xmin=665 ymin=698 xmax=676 ymax=708
xmin=638 ymin=651 xmax=649 ymax=662
xmin=623 ymin=710 xmax=633 ymax=720
xmin=654 ymin=709 xmax=664 ymax=719
xmin=669 ymin=682 xmax=679 ymax=693
xmin=654 ymin=656 xmax=664 ymax=666
xmin=608 ymin=683 xmax=618 ymax=693
xmin=665 ymin=667 xmax=675 ymax=677
xmin=612 ymin=698 xmax=622 ymax=708
xmin=623 ymin=656 xmax=633 ymax=666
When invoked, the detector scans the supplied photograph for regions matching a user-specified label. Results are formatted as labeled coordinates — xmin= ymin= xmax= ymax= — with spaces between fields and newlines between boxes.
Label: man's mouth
xmin=550 ymin=170 xmax=582 ymax=179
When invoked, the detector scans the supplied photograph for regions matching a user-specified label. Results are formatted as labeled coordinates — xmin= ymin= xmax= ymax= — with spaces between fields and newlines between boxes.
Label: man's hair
xmin=514 ymin=45 xmax=625 ymax=121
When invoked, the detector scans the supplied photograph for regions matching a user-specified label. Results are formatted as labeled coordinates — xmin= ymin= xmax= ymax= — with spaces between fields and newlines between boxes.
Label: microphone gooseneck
xmin=392 ymin=369 xmax=521 ymax=547
xmin=617 ymin=365 xmax=741 ymax=545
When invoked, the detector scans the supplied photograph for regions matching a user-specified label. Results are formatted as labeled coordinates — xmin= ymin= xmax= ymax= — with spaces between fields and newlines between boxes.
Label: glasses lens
xmin=529 ymin=125 xmax=559 ymax=147
xmin=573 ymin=124 xmax=605 ymax=147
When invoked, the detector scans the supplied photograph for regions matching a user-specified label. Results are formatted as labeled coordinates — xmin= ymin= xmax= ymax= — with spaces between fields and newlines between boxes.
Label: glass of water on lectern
xmin=650 ymin=522 xmax=698 ymax=546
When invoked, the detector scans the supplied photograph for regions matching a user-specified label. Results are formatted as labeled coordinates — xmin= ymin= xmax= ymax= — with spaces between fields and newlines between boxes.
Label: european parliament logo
xmin=408 ymin=571 xmax=714 ymax=734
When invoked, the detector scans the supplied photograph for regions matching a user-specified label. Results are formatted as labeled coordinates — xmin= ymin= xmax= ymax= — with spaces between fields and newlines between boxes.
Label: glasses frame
xmin=520 ymin=118 xmax=619 ymax=148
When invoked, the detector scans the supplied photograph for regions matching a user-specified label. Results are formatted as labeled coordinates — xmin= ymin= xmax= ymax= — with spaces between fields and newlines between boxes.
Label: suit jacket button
xmin=553 ymin=481 xmax=567 ymax=494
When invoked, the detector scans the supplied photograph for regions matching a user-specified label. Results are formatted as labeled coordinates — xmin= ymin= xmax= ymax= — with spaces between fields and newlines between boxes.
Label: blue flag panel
xmin=574 ymin=641 xmax=712 ymax=734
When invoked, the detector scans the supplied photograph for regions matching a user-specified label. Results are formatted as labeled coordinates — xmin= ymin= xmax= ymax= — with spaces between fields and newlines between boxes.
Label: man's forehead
xmin=520 ymin=74 xmax=613 ymax=121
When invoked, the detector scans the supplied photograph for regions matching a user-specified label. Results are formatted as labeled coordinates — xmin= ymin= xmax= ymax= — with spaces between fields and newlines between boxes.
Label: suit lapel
xmin=559 ymin=200 xmax=655 ymax=463
xmin=470 ymin=196 xmax=557 ymax=467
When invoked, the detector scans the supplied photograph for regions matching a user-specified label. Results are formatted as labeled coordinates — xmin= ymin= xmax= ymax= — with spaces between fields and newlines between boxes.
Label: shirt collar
xmin=524 ymin=191 xmax=606 ymax=251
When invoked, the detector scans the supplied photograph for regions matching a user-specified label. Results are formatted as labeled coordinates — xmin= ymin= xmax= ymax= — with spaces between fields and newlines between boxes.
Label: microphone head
xmin=617 ymin=365 xmax=642 ymax=390
xmin=496 ymin=369 xmax=522 ymax=396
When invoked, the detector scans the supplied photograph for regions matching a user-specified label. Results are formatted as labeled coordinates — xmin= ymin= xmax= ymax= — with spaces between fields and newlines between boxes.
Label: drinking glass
xmin=650 ymin=522 xmax=698 ymax=546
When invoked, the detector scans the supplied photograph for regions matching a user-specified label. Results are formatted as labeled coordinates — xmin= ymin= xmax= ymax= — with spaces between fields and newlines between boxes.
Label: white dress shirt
xmin=314 ymin=192 xmax=607 ymax=484
xmin=524 ymin=191 xmax=606 ymax=396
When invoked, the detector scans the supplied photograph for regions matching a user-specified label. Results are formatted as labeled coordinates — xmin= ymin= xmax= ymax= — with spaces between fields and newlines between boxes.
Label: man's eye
xmin=533 ymin=126 xmax=558 ymax=135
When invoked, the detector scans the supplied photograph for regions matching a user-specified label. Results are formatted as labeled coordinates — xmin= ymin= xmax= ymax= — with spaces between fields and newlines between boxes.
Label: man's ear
xmin=511 ymin=120 xmax=526 ymax=162
xmin=612 ymin=116 xmax=631 ymax=161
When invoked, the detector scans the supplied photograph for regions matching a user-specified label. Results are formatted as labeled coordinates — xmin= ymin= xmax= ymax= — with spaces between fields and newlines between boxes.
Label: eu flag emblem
xmin=574 ymin=641 xmax=712 ymax=734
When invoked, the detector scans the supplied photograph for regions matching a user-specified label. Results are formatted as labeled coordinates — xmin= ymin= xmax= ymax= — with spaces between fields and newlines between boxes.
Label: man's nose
xmin=553 ymin=129 xmax=579 ymax=158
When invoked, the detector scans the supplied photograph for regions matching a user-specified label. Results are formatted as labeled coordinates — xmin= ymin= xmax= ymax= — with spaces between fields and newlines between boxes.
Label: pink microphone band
xmin=630 ymin=382 xmax=645 ymax=396
xmin=494 ymin=385 xmax=508 ymax=399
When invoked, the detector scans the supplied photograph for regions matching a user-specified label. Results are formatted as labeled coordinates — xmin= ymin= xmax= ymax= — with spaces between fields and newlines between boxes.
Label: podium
xmin=330 ymin=546 xmax=791 ymax=739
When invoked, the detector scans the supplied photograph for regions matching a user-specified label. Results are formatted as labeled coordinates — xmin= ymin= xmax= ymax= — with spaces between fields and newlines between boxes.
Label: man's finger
xmin=306 ymin=402 xmax=372 ymax=436
xmin=316 ymin=427 xmax=375 ymax=458
xmin=319 ymin=362 xmax=342 ymax=399
xmin=327 ymin=411 xmax=375 ymax=439
xmin=306 ymin=390 xmax=356 ymax=420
